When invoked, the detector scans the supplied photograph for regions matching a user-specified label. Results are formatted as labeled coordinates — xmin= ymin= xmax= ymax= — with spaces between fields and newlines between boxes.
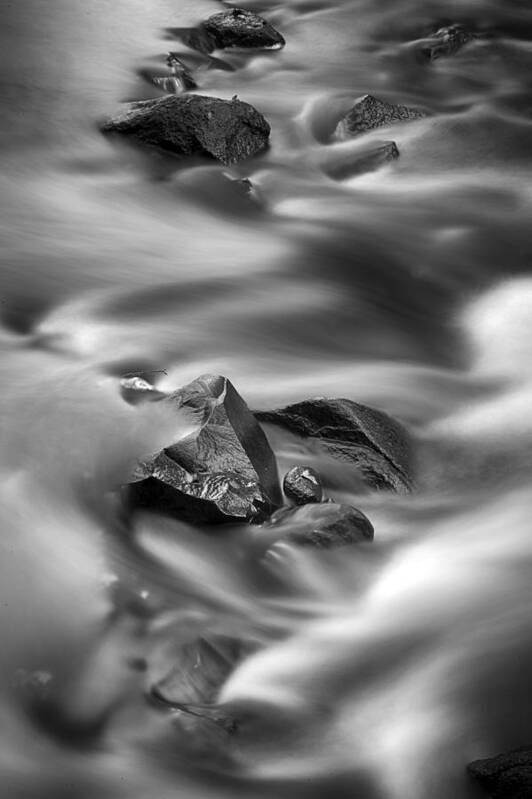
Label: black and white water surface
xmin=2 ymin=1 xmax=532 ymax=797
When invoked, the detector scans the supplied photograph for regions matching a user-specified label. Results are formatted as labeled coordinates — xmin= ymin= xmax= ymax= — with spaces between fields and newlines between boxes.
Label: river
xmin=2 ymin=1 xmax=532 ymax=797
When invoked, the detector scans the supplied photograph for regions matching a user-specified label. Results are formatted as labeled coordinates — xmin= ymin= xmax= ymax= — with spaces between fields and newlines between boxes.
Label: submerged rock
xmin=101 ymin=94 xmax=270 ymax=165
xmin=266 ymin=501 xmax=374 ymax=548
xmin=335 ymin=94 xmax=426 ymax=140
xmin=202 ymin=8 xmax=285 ymax=52
xmin=150 ymin=635 xmax=246 ymax=766
xmin=283 ymin=466 xmax=323 ymax=505
xmin=421 ymin=24 xmax=477 ymax=61
xmin=151 ymin=635 xmax=245 ymax=708
xmin=323 ymin=140 xmax=399 ymax=180
xmin=468 ymin=746 xmax=532 ymax=798
xmin=127 ymin=374 xmax=282 ymax=524
xmin=256 ymin=397 xmax=412 ymax=492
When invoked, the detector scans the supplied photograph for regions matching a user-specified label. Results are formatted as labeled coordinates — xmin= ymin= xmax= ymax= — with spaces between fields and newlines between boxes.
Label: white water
xmin=2 ymin=1 xmax=532 ymax=797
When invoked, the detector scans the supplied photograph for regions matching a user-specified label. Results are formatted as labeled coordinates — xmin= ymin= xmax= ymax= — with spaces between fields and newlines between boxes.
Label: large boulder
xmin=255 ymin=397 xmax=413 ymax=492
xmin=101 ymin=94 xmax=270 ymax=165
xmin=468 ymin=746 xmax=532 ymax=798
xmin=335 ymin=94 xmax=426 ymax=140
xmin=202 ymin=8 xmax=285 ymax=52
xmin=127 ymin=374 xmax=282 ymax=524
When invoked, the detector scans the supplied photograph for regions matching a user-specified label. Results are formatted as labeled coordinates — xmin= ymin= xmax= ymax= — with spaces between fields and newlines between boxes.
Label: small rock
xmin=335 ymin=94 xmax=426 ymax=140
xmin=266 ymin=502 xmax=374 ymax=548
xmin=127 ymin=374 xmax=282 ymax=524
xmin=468 ymin=746 xmax=532 ymax=798
xmin=202 ymin=8 xmax=285 ymax=52
xmin=421 ymin=24 xmax=477 ymax=61
xmin=323 ymin=140 xmax=399 ymax=180
xmin=283 ymin=466 xmax=323 ymax=505
xmin=166 ymin=53 xmax=197 ymax=88
xmin=120 ymin=376 xmax=166 ymax=405
xmin=255 ymin=397 xmax=412 ymax=492
xmin=101 ymin=94 xmax=270 ymax=165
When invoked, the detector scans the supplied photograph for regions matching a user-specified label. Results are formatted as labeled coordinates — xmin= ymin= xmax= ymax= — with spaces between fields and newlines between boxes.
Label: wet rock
xmin=256 ymin=397 xmax=412 ymax=492
xmin=335 ymin=94 xmax=426 ymax=140
xmin=468 ymin=746 xmax=532 ymax=798
xmin=101 ymin=94 xmax=270 ymax=165
xmin=127 ymin=374 xmax=282 ymax=524
xmin=151 ymin=635 xmax=246 ymax=708
xmin=283 ymin=465 xmax=323 ymax=505
xmin=421 ymin=24 xmax=477 ymax=61
xmin=202 ymin=8 xmax=285 ymax=52
xmin=149 ymin=634 xmax=247 ymax=766
xmin=323 ymin=140 xmax=399 ymax=180
xmin=265 ymin=501 xmax=374 ymax=548
xmin=120 ymin=376 xmax=166 ymax=405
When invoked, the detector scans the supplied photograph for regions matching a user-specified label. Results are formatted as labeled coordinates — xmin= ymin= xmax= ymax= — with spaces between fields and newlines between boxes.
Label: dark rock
xmin=323 ymin=140 xmax=399 ymax=180
xmin=283 ymin=466 xmax=323 ymax=505
xmin=335 ymin=94 xmax=426 ymax=140
xmin=265 ymin=501 xmax=374 ymax=548
xmin=101 ymin=94 xmax=270 ymax=165
xmin=255 ymin=397 xmax=412 ymax=492
xmin=468 ymin=746 xmax=532 ymax=798
xmin=421 ymin=24 xmax=477 ymax=61
xmin=127 ymin=374 xmax=282 ymax=524
xmin=166 ymin=53 xmax=197 ymax=88
xmin=202 ymin=8 xmax=285 ymax=52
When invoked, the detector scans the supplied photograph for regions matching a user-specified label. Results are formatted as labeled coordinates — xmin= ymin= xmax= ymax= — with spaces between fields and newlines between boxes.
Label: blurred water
xmin=2 ymin=0 xmax=532 ymax=797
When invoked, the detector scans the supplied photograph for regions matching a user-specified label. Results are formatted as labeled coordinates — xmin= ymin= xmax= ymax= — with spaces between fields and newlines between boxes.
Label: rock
xmin=165 ymin=53 xmax=197 ymax=89
xmin=421 ymin=24 xmax=477 ymax=61
xmin=335 ymin=94 xmax=426 ymax=140
xmin=101 ymin=94 xmax=270 ymax=165
xmin=120 ymin=376 xmax=166 ymax=405
xmin=323 ymin=140 xmax=399 ymax=180
xmin=202 ymin=8 xmax=285 ymax=52
xmin=283 ymin=466 xmax=323 ymax=505
xmin=150 ymin=635 xmax=246 ymax=767
xmin=265 ymin=501 xmax=374 ymax=548
xmin=468 ymin=746 xmax=532 ymax=798
xmin=255 ymin=397 xmax=412 ymax=492
xmin=127 ymin=374 xmax=282 ymax=524
xmin=151 ymin=635 xmax=245 ymax=708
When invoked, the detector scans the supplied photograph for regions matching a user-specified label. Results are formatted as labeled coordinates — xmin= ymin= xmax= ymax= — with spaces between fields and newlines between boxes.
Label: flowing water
xmin=2 ymin=0 xmax=532 ymax=796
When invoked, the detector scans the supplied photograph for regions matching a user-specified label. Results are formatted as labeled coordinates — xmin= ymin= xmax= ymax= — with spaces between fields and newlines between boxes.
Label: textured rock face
xmin=203 ymin=8 xmax=285 ymax=51
xmin=283 ymin=466 xmax=323 ymax=505
xmin=323 ymin=140 xmax=399 ymax=180
xmin=101 ymin=94 xmax=270 ymax=165
xmin=335 ymin=94 xmax=426 ymax=140
xmin=256 ymin=397 xmax=412 ymax=492
xmin=128 ymin=374 xmax=282 ymax=524
xmin=266 ymin=502 xmax=374 ymax=548
xmin=468 ymin=746 xmax=532 ymax=798
xmin=421 ymin=24 xmax=476 ymax=61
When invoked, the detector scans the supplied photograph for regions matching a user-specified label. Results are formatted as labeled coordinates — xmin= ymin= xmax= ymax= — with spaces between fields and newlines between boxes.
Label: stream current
xmin=2 ymin=1 xmax=532 ymax=797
